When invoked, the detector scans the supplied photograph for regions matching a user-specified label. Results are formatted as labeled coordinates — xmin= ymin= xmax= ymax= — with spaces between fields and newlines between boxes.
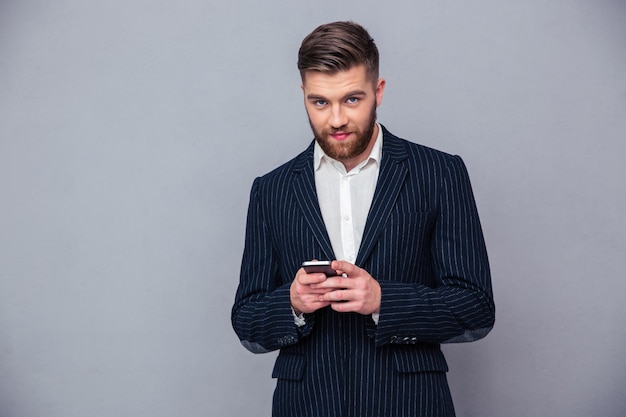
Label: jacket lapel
xmin=291 ymin=143 xmax=336 ymax=261
xmin=356 ymin=128 xmax=409 ymax=266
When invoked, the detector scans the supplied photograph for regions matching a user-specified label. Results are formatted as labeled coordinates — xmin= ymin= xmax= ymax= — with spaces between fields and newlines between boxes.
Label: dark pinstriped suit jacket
xmin=232 ymin=126 xmax=495 ymax=417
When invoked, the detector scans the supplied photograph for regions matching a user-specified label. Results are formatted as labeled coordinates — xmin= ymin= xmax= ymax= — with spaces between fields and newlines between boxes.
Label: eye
xmin=314 ymin=99 xmax=327 ymax=107
xmin=346 ymin=97 xmax=359 ymax=104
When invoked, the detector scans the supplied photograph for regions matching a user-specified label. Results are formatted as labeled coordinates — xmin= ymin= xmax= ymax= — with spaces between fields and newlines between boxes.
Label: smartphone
xmin=302 ymin=260 xmax=337 ymax=277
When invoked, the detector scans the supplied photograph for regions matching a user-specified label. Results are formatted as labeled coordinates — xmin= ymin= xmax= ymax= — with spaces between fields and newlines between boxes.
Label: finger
xmin=297 ymin=269 xmax=328 ymax=285
xmin=306 ymin=297 xmax=331 ymax=308
xmin=312 ymin=276 xmax=352 ymax=290
xmin=329 ymin=300 xmax=359 ymax=313
xmin=332 ymin=260 xmax=359 ymax=277
xmin=295 ymin=285 xmax=332 ymax=297
xmin=321 ymin=288 xmax=358 ymax=302
xmin=304 ymin=287 xmax=335 ymax=295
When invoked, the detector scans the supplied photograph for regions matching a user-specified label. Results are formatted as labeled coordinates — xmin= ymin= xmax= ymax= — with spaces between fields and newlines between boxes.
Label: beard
xmin=309 ymin=103 xmax=377 ymax=163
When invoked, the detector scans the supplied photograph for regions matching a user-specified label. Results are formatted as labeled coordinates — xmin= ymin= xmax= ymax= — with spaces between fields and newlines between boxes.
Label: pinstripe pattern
xmin=232 ymin=126 xmax=495 ymax=417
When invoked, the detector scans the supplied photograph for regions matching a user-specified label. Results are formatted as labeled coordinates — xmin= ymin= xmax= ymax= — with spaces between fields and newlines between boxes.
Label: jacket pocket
xmin=392 ymin=345 xmax=449 ymax=373
xmin=271 ymin=353 xmax=306 ymax=381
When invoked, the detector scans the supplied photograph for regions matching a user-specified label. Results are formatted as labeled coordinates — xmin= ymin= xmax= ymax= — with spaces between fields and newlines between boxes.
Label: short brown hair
xmin=297 ymin=21 xmax=379 ymax=83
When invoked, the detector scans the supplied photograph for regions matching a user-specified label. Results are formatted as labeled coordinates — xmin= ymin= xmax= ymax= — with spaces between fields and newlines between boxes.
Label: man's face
xmin=302 ymin=65 xmax=385 ymax=170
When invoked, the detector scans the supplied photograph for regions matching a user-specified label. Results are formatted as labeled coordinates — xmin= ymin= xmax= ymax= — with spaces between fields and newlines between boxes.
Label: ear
xmin=375 ymin=78 xmax=386 ymax=107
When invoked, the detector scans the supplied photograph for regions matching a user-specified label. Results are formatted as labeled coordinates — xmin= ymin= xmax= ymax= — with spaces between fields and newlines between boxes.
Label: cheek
xmin=352 ymin=110 xmax=372 ymax=126
xmin=307 ymin=110 xmax=327 ymax=127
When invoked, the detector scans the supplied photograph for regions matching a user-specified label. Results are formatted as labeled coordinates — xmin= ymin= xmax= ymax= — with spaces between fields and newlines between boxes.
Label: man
xmin=232 ymin=21 xmax=495 ymax=417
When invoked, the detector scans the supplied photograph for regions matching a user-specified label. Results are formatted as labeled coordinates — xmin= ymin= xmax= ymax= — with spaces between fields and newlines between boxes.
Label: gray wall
xmin=1 ymin=1 xmax=625 ymax=416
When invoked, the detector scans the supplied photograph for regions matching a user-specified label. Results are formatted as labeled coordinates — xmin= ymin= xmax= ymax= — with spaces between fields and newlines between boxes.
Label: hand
xmin=290 ymin=267 xmax=334 ymax=315
xmin=313 ymin=260 xmax=381 ymax=315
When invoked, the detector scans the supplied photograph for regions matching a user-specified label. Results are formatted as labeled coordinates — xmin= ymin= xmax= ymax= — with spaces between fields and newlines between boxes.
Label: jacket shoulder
xmin=381 ymin=126 xmax=460 ymax=166
xmin=252 ymin=142 xmax=313 ymax=188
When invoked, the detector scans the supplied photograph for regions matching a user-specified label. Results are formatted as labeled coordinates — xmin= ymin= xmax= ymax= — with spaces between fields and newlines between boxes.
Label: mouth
xmin=330 ymin=132 xmax=352 ymax=141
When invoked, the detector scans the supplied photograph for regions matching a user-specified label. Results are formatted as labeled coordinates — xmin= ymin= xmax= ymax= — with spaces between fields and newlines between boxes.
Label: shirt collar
xmin=314 ymin=122 xmax=383 ymax=173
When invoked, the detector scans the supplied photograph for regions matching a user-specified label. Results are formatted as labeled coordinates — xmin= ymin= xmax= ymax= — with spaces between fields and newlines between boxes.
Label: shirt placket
xmin=340 ymin=174 xmax=356 ymax=264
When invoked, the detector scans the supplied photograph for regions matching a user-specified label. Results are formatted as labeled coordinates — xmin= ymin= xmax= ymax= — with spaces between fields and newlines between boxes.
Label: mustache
xmin=328 ymin=126 xmax=349 ymax=134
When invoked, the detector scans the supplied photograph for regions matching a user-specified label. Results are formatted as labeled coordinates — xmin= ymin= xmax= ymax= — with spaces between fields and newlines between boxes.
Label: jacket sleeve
xmin=373 ymin=155 xmax=495 ymax=346
xmin=231 ymin=178 xmax=314 ymax=353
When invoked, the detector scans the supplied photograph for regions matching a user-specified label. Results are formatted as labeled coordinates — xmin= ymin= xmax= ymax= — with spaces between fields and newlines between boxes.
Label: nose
xmin=329 ymin=105 xmax=347 ymax=129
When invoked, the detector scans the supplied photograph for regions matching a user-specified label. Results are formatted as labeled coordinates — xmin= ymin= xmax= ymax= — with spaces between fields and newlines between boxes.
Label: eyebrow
xmin=306 ymin=90 xmax=368 ymax=101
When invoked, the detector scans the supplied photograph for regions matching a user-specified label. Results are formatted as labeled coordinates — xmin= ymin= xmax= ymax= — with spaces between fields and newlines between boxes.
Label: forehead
xmin=302 ymin=65 xmax=373 ymax=96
